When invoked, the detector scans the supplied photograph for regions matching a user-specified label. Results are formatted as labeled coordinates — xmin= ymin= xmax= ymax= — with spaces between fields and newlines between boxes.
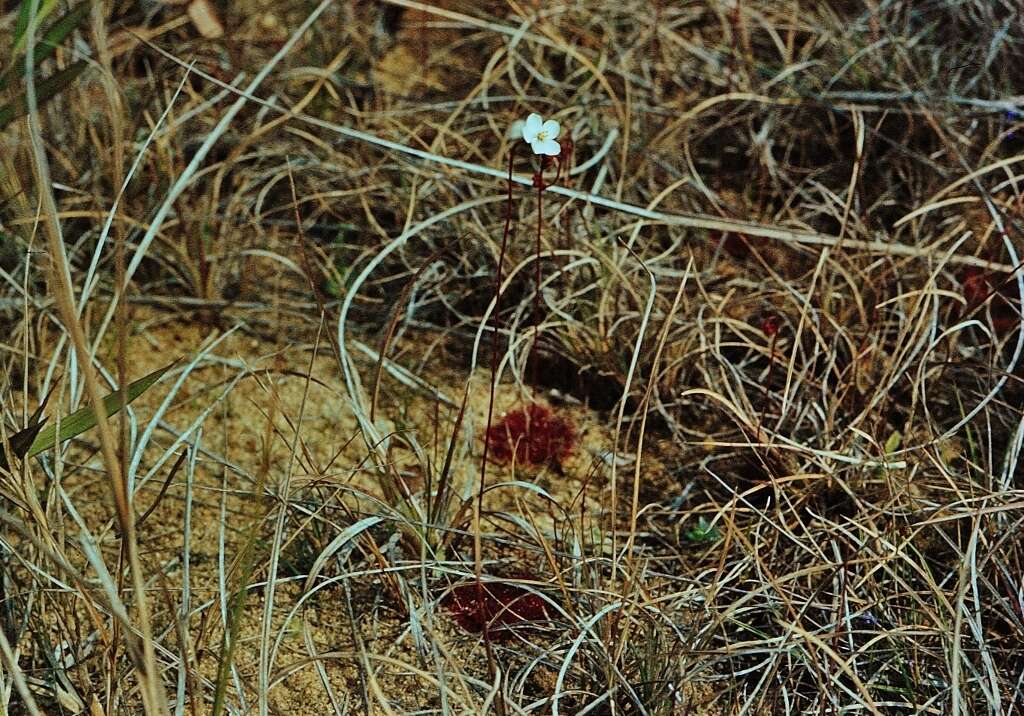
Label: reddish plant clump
xmin=485 ymin=403 xmax=576 ymax=467
xmin=441 ymin=579 xmax=549 ymax=640
xmin=761 ymin=314 xmax=781 ymax=337
xmin=961 ymin=267 xmax=992 ymax=307
xmin=960 ymin=267 xmax=1021 ymax=334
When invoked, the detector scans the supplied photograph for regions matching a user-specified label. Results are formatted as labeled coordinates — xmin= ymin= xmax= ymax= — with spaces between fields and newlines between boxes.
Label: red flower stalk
xmin=757 ymin=314 xmax=782 ymax=440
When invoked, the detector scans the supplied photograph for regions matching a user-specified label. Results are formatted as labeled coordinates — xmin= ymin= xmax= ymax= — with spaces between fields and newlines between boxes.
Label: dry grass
xmin=2 ymin=0 xmax=1024 ymax=713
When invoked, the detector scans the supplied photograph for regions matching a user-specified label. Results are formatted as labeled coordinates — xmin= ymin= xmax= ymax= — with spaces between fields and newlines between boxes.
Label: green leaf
xmin=684 ymin=516 xmax=721 ymax=546
xmin=0 ymin=1 xmax=89 ymax=91
xmin=25 ymin=361 xmax=177 ymax=459
xmin=13 ymin=1 xmax=34 ymax=53
xmin=0 ymin=384 xmax=55 ymax=470
xmin=0 ymin=59 xmax=87 ymax=130
xmin=12 ymin=0 xmax=61 ymax=57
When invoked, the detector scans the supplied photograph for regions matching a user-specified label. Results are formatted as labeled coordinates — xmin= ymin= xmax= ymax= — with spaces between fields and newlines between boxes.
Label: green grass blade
xmin=0 ymin=1 xmax=89 ymax=91
xmin=11 ymin=0 xmax=60 ymax=57
xmin=0 ymin=59 xmax=87 ymax=130
xmin=12 ymin=1 xmax=33 ymax=54
xmin=36 ymin=1 xmax=87 ymax=58
xmin=27 ymin=361 xmax=177 ymax=459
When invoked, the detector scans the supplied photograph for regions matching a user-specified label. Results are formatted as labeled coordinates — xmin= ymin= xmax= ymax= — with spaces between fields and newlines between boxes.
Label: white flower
xmin=508 ymin=118 xmax=526 ymax=140
xmin=521 ymin=113 xmax=561 ymax=156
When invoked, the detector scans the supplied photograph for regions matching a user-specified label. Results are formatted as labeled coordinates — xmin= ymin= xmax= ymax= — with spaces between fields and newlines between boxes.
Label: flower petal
xmin=532 ymin=138 xmax=561 ymax=156
xmin=523 ymin=113 xmax=543 ymax=142
xmin=541 ymin=119 xmax=560 ymax=139
xmin=508 ymin=119 xmax=526 ymax=140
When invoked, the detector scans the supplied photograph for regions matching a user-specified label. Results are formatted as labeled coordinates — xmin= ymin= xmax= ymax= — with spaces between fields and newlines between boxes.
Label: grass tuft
xmin=1 ymin=0 xmax=1023 ymax=713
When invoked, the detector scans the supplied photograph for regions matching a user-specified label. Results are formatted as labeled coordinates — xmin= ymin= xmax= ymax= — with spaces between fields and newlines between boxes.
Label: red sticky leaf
xmin=761 ymin=314 xmax=781 ymax=337
xmin=960 ymin=268 xmax=1021 ymax=335
xmin=485 ymin=403 xmax=575 ymax=467
xmin=442 ymin=579 xmax=549 ymax=639
xmin=961 ymin=267 xmax=992 ymax=307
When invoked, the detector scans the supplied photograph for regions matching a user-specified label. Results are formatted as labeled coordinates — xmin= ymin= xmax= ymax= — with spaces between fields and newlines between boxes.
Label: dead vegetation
xmin=1 ymin=0 xmax=1024 ymax=713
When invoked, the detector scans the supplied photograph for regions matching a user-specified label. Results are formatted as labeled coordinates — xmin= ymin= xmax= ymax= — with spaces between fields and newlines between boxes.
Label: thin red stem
xmin=477 ymin=141 xmax=520 ymax=661
xmin=758 ymin=331 xmax=779 ymax=440
xmin=528 ymin=157 xmax=563 ymax=391
xmin=532 ymin=171 xmax=543 ymax=389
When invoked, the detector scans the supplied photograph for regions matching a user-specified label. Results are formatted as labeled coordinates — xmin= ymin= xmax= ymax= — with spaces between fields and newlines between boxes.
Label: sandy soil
xmin=35 ymin=311 xmax=715 ymax=714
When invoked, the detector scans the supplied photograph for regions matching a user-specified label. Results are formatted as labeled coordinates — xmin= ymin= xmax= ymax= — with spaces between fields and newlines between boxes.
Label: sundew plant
xmin=1 ymin=1 xmax=1023 ymax=714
